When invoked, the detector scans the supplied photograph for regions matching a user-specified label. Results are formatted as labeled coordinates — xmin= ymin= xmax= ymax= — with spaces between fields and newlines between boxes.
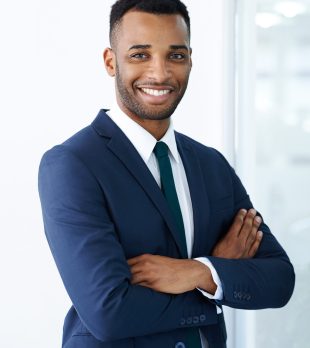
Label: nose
xmin=147 ymin=57 xmax=172 ymax=83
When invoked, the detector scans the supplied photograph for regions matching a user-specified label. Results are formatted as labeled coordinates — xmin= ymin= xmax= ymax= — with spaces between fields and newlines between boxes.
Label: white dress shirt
xmin=106 ymin=103 xmax=223 ymax=347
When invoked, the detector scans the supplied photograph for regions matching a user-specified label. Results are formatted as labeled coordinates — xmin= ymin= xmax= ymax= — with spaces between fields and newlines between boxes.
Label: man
xmin=38 ymin=1 xmax=295 ymax=347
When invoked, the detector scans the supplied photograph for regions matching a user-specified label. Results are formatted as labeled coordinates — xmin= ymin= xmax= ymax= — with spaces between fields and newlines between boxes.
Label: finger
xmin=247 ymin=231 xmax=263 ymax=257
xmin=245 ymin=215 xmax=262 ymax=247
xmin=129 ymin=258 xmax=153 ymax=274
xmin=131 ymin=272 xmax=147 ymax=285
xmin=127 ymin=257 xmax=141 ymax=266
xmin=238 ymin=208 xmax=256 ymax=241
xmin=131 ymin=269 xmax=157 ymax=285
xmin=228 ymin=209 xmax=247 ymax=236
xmin=127 ymin=254 xmax=149 ymax=266
xmin=129 ymin=264 xmax=144 ymax=275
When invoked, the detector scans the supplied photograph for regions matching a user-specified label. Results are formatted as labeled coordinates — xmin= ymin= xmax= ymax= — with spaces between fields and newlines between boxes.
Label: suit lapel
xmin=176 ymin=133 xmax=211 ymax=257
xmin=92 ymin=110 xmax=188 ymax=259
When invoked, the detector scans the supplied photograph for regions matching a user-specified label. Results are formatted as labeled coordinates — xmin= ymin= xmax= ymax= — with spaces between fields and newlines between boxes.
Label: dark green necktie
xmin=153 ymin=141 xmax=202 ymax=348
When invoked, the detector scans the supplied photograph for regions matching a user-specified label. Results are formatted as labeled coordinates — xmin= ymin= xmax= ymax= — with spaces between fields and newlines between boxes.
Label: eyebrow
xmin=128 ymin=44 xmax=189 ymax=51
xmin=170 ymin=45 xmax=189 ymax=51
xmin=128 ymin=45 xmax=151 ymax=50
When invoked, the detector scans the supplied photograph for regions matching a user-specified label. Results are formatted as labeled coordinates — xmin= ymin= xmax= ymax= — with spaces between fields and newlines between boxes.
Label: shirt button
xmin=175 ymin=342 xmax=186 ymax=348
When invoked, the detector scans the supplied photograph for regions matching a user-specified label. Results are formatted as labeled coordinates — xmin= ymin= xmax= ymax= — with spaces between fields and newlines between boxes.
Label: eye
xmin=169 ymin=53 xmax=186 ymax=60
xmin=130 ymin=53 xmax=148 ymax=60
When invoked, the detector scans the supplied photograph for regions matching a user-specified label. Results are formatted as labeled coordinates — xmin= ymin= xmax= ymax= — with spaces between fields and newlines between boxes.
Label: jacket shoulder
xmin=175 ymin=132 xmax=231 ymax=168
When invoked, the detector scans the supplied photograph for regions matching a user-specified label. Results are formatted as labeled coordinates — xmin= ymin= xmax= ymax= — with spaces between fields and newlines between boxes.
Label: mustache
xmin=134 ymin=81 xmax=176 ymax=89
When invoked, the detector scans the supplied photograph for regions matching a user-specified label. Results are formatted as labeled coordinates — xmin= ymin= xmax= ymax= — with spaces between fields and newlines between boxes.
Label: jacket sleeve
xmin=38 ymin=145 xmax=217 ymax=342
xmin=207 ymin=153 xmax=295 ymax=310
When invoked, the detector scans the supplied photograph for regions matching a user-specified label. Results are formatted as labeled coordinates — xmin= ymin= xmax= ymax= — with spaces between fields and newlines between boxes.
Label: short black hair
xmin=109 ymin=0 xmax=190 ymax=45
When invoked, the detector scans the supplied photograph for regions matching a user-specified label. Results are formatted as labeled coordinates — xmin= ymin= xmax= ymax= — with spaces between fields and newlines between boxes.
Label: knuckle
xmin=248 ymin=235 xmax=255 ymax=244
xmin=253 ymin=220 xmax=260 ymax=228
xmin=237 ymin=215 xmax=244 ymax=224
xmin=244 ymin=217 xmax=253 ymax=228
xmin=252 ymin=227 xmax=258 ymax=237
xmin=147 ymin=270 xmax=155 ymax=279
xmin=233 ymin=216 xmax=243 ymax=226
xmin=237 ymin=243 xmax=244 ymax=254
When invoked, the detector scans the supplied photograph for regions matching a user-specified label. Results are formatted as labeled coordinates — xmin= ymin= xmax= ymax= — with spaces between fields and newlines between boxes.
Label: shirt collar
xmin=106 ymin=102 xmax=180 ymax=164
xmin=160 ymin=123 xmax=180 ymax=163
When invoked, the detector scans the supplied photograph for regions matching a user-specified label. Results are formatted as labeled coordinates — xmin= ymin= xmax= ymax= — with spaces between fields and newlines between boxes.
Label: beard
xmin=115 ymin=64 xmax=189 ymax=121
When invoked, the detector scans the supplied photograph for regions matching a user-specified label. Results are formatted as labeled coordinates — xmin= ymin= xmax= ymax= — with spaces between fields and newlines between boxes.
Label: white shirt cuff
xmin=194 ymin=257 xmax=223 ymax=301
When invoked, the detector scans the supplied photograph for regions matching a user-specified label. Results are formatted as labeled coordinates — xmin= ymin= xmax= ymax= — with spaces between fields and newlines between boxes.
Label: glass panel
xmin=254 ymin=0 xmax=310 ymax=346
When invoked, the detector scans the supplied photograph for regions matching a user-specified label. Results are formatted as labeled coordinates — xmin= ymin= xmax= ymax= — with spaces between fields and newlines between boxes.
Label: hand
xmin=128 ymin=254 xmax=216 ymax=294
xmin=212 ymin=208 xmax=263 ymax=259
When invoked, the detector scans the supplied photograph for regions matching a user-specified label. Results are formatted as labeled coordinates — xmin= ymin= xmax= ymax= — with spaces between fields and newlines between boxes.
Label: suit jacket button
xmin=186 ymin=317 xmax=193 ymax=325
xmin=193 ymin=316 xmax=199 ymax=324
xmin=175 ymin=342 xmax=186 ymax=348
xmin=238 ymin=292 xmax=242 ymax=299
xmin=199 ymin=314 xmax=206 ymax=322
xmin=247 ymin=294 xmax=251 ymax=301
xmin=180 ymin=318 xmax=186 ymax=326
xmin=233 ymin=291 xmax=238 ymax=298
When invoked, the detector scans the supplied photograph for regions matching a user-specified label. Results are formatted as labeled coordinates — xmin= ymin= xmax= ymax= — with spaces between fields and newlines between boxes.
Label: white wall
xmin=0 ymin=1 xmax=227 ymax=347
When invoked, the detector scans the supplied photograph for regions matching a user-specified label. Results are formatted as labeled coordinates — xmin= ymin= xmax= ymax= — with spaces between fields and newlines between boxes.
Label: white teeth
xmin=141 ymin=88 xmax=170 ymax=96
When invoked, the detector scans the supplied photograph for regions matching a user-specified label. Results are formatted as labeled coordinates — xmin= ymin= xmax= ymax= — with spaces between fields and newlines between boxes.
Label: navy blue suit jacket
xmin=38 ymin=110 xmax=295 ymax=348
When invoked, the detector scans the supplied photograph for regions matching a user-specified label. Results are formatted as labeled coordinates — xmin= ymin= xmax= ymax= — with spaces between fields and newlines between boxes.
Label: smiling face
xmin=104 ymin=10 xmax=192 ymax=132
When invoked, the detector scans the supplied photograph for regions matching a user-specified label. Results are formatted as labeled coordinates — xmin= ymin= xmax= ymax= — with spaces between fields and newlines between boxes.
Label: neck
xmin=127 ymin=116 xmax=170 ymax=140
xmin=116 ymin=101 xmax=170 ymax=140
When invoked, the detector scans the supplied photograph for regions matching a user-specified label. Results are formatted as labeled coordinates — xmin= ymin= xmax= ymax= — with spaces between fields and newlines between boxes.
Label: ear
xmin=103 ymin=48 xmax=116 ymax=77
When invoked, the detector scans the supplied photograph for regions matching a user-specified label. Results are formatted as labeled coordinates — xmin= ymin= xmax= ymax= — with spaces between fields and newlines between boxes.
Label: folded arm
xmin=128 ymin=209 xmax=262 ymax=296
xmin=38 ymin=146 xmax=217 ymax=342
xmin=128 ymin=160 xmax=295 ymax=310
xmin=208 ymin=162 xmax=295 ymax=309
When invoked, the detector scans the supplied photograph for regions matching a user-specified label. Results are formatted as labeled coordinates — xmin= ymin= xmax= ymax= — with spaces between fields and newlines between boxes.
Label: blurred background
xmin=0 ymin=0 xmax=308 ymax=347
xmin=247 ymin=0 xmax=310 ymax=347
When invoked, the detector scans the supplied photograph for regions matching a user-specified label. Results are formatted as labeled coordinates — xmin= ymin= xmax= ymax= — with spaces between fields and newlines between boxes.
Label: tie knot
xmin=153 ymin=141 xmax=169 ymax=159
